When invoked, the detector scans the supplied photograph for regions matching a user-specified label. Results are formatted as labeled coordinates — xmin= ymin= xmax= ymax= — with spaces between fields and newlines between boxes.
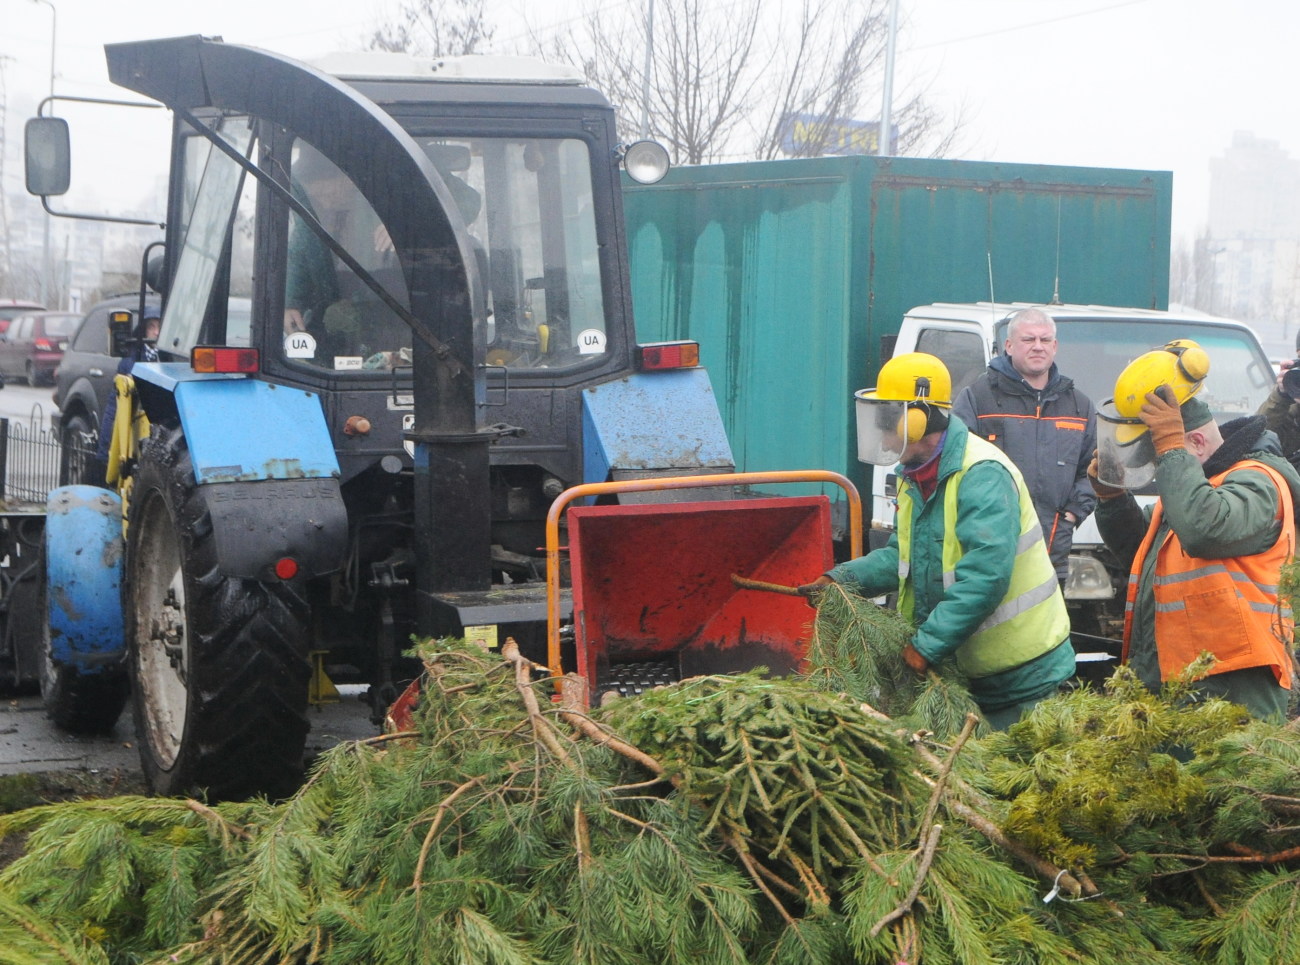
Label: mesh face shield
xmin=1095 ymin=400 xmax=1157 ymax=489
xmin=854 ymin=392 xmax=910 ymax=466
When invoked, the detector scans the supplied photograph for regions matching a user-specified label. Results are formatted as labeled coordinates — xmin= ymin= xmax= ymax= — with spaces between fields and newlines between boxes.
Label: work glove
xmin=1086 ymin=454 xmax=1124 ymax=501
xmin=901 ymin=641 xmax=929 ymax=676
xmin=797 ymin=574 xmax=834 ymax=605
xmin=1139 ymin=387 xmax=1186 ymax=456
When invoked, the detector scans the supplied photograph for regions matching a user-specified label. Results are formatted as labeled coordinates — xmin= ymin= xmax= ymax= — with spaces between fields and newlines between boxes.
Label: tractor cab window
xmin=417 ymin=135 xmax=607 ymax=370
xmin=281 ymin=143 xmax=412 ymax=372
xmin=157 ymin=115 xmax=256 ymax=358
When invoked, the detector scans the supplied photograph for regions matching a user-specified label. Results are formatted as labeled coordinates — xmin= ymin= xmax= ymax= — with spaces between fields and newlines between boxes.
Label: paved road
xmin=0 ymin=382 xmax=58 ymax=433
xmin=1 ymin=686 xmax=383 ymax=781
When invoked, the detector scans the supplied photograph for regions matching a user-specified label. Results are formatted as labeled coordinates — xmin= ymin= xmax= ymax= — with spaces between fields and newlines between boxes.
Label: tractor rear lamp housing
xmin=637 ymin=340 xmax=700 ymax=371
xmin=192 ymin=346 xmax=259 ymax=374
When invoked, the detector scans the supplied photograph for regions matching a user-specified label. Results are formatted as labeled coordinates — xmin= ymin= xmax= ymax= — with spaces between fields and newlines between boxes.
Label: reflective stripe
xmin=1154 ymin=563 xmax=1231 ymax=585
xmin=899 ymin=560 xmax=910 ymax=579
xmin=975 ymin=574 xmax=1061 ymax=633
xmin=1249 ymin=601 xmax=1285 ymax=616
xmin=1155 ymin=565 xmax=1278 ymax=597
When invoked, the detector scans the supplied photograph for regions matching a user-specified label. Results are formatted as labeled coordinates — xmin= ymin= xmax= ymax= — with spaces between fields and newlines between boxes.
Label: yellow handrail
xmin=544 ymin=470 xmax=862 ymax=676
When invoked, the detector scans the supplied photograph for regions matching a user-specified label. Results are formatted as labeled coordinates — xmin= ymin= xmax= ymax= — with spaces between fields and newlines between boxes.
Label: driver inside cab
xmin=283 ymin=146 xmax=407 ymax=370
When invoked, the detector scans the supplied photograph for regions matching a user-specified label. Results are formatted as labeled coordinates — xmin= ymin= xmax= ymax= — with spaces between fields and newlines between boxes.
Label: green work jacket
xmin=830 ymin=416 xmax=1074 ymax=711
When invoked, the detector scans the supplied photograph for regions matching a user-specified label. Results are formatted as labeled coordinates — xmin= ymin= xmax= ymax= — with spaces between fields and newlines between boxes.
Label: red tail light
xmin=34 ymin=338 xmax=54 ymax=351
xmin=191 ymin=346 xmax=260 ymax=374
xmin=637 ymin=340 xmax=701 ymax=371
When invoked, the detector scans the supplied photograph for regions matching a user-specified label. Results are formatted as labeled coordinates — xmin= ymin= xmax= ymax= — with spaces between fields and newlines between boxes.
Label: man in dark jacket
xmin=1090 ymin=393 xmax=1298 ymax=720
xmin=952 ymin=308 xmax=1097 ymax=581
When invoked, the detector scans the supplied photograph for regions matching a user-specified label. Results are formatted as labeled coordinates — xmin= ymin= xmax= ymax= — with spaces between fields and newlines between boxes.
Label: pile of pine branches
xmin=3 ymin=591 xmax=1300 ymax=963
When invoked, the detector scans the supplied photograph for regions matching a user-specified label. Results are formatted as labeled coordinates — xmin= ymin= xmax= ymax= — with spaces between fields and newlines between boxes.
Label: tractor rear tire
xmin=39 ymin=545 xmax=129 ymax=734
xmin=127 ymin=425 xmax=311 ymax=801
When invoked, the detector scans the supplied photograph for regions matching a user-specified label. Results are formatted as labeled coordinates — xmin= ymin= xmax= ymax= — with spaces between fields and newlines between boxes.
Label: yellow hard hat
xmin=1111 ymin=339 xmax=1211 ymax=442
xmin=862 ymin=352 xmax=953 ymax=408
xmin=1114 ymin=339 xmax=1209 ymax=417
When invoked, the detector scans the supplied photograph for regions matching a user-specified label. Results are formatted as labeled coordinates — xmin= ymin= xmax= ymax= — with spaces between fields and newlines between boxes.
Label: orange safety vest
xmin=1122 ymin=459 xmax=1295 ymax=688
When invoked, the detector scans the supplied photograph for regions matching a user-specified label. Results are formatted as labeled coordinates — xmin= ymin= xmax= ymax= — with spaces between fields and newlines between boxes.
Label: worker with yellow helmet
xmin=802 ymin=352 xmax=1075 ymax=729
xmin=1088 ymin=340 xmax=1300 ymax=719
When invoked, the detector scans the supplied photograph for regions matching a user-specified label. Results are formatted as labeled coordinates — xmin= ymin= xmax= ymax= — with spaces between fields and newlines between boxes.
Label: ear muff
xmin=900 ymin=404 xmax=929 ymax=443
xmin=1175 ymin=345 xmax=1210 ymax=383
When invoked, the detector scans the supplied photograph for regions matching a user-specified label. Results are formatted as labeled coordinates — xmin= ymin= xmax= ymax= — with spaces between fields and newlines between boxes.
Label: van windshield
xmin=1050 ymin=320 xmax=1274 ymax=421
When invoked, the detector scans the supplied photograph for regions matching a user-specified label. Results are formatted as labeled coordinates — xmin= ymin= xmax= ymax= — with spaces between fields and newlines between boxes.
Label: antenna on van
xmin=1050 ymin=195 xmax=1063 ymax=305
xmin=987 ymin=251 xmax=999 ymax=353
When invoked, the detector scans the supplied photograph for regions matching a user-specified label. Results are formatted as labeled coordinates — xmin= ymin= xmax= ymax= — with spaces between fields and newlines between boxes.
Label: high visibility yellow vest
xmin=1122 ymin=459 xmax=1294 ymax=688
xmin=896 ymin=435 xmax=1069 ymax=677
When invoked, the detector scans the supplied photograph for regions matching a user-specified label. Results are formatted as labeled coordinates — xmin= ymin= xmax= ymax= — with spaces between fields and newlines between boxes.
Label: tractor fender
xmin=581 ymin=368 xmax=735 ymax=482
xmin=45 ymin=486 xmax=125 ymax=670
xmin=129 ymin=368 xmax=350 ymax=580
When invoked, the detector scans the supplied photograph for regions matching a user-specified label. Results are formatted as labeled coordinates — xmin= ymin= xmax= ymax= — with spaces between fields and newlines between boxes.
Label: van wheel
xmin=127 ymin=425 xmax=311 ymax=800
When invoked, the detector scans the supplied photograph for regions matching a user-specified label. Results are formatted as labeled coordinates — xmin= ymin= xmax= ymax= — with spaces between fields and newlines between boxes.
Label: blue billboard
xmin=778 ymin=112 xmax=898 ymax=156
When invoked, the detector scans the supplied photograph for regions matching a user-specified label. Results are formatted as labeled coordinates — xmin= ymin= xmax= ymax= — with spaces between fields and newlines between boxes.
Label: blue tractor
xmin=28 ymin=37 xmax=733 ymax=800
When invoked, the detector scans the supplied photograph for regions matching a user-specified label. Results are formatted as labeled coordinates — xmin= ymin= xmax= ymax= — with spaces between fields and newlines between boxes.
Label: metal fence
xmin=0 ymin=418 xmax=96 ymax=507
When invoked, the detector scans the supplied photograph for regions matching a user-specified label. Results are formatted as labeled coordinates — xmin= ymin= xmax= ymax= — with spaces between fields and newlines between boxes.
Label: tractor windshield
xmin=281 ymin=134 xmax=606 ymax=373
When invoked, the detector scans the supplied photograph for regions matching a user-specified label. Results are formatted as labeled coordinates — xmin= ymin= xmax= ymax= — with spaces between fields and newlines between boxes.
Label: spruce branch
xmin=915 ymin=713 xmax=979 ymax=837
xmin=411 ymin=776 xmax=485 ymax=893
xmin=502 ymin=638 xmax=574 ymax=767
xmin=868 ymin=822 xmax=943 ymax=937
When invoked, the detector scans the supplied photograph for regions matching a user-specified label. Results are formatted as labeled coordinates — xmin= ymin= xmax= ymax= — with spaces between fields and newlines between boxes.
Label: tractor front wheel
xmin=127 ymin=426 xmax=312 ymax=800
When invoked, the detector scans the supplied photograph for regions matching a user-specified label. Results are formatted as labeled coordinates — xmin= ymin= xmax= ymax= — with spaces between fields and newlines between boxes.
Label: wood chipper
xmin=388 ymin=470 xmax=860 ymax=728
xmin=547 ymin=470 xmax=862 ymax=705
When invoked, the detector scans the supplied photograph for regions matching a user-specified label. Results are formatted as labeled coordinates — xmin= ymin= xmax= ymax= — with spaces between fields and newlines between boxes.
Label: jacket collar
xmin=989 ymin=353 xmax=1066 ymax=395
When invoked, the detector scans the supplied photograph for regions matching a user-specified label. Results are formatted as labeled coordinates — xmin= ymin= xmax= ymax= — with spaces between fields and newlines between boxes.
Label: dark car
xmin=53 ymin=295 xmax=161 ymax=475
xmin=0 ymin=299 xmax=47 ymax=337
xmin=0 ymin=310 xmax=82 ymax=385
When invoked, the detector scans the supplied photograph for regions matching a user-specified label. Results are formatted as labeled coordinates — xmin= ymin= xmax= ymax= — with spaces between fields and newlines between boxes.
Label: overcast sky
xmin=2 ymin=0 xmax=1295 ymax=246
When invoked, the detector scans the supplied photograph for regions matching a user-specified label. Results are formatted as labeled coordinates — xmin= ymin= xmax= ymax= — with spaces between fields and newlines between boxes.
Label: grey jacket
xmin=952 ymin=356 xmax=1097 ymax=578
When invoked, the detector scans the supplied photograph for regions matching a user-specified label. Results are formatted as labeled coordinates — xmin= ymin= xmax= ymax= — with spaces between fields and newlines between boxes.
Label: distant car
xmin=0 ymin=299 xmax=46 ymax=336
xmin=53 ymin=294 xmax=161 ymax=479
xmin=0 ymin=310 xmax=82 ymax=385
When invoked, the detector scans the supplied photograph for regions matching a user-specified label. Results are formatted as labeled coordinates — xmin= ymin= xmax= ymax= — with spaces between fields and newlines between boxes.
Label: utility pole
xmin=878 ymin=0 xmax=899 ymax=156
xmin=0 ymin=56 xmax=12 ymax=285
xmin=32 ymin=0 xmax=57 ymax=307
xmin=640 ymin=0 xmax=655 ymax=139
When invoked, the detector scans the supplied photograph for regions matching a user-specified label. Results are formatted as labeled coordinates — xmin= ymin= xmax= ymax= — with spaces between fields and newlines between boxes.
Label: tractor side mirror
xmin=25 ymin=116 xmax=71 ymax=197
xmin=109 ymin=310 xmax=134 ymax=359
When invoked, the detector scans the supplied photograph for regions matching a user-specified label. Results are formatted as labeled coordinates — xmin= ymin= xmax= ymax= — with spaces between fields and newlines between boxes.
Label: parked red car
xmin=0 ymin=299 xmax=45 ymax=336
xmin=0 ymin=310 xmax=82 ymax=385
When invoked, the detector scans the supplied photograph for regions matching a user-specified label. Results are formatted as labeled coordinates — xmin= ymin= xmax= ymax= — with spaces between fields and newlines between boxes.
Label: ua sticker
xmin=577 ymin=328 xmax=606 ymax=355
xmin=284 ymin=331 xmax=317 ymax=358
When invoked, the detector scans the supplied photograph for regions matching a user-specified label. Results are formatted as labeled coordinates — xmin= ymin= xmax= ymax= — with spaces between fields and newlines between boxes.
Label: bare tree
xmin=368 ymin=0 xmax=495 ymax=57
xmin=364 ymin=0 xmax=961 ymax=163
xmin=535 ymin=0 xmax=960 ymax=164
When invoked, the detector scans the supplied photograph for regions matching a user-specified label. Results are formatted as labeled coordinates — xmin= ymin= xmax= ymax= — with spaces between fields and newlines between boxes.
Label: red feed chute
xmin=567 ymin=496 xmax=834 ymax=705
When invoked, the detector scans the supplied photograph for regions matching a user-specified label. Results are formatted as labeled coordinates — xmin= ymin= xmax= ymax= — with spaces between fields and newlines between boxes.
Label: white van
xmin=878 ymin=301 xmax=1277 ymax=651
